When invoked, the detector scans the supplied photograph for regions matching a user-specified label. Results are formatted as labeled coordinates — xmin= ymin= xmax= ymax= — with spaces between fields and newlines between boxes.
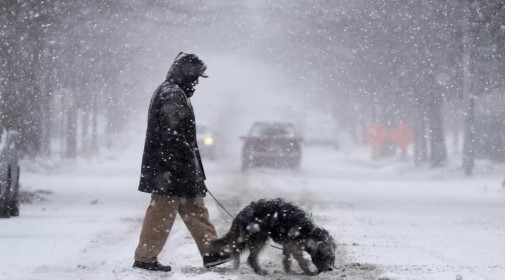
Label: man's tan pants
xmin=134 ymin=194 xmax=218 ymax=263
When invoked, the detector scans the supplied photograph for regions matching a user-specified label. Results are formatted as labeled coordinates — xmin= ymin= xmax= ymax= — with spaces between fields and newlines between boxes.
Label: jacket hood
xmin=166 ymin=53 xmax=207 ymax=86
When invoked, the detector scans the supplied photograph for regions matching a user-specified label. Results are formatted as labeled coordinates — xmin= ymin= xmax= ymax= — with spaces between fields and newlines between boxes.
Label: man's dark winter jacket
xmin=138 ymin=53 xmax=207 ymax=197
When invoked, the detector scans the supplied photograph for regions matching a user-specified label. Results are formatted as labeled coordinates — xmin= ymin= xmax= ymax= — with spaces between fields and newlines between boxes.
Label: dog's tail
xmin=212 ymin=218 xmax=242 ymax=250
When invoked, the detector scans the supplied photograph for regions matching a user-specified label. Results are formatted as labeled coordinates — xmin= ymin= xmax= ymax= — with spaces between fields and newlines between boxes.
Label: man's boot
xmin=203 ymin=252 xmax=231 ymax=268
xmin=133 ymin=260 xmax=171 ymax=272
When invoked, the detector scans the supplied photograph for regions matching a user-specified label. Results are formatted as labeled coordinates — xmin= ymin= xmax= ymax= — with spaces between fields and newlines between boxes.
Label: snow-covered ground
xmin=1 ymin=136 xmax=505 ymax=280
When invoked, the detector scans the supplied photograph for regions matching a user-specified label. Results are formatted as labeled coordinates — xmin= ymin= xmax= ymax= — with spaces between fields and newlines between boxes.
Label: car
xmin=196 ymin=124 xmax=217 ymax=160
xmin=241 ymin=121 xmax=303 ymax=170
xmin=0 ymin=127 xmax=20 ymax=218
xmin=303 ymin=113 xmax=339 ymax=148
xmin=304 ymin=124 xmax=339 ymax=148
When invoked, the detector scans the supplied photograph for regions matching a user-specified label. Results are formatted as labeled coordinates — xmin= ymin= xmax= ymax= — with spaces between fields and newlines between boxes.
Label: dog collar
xmin=305 ymin=212 xmax=318 ymax=234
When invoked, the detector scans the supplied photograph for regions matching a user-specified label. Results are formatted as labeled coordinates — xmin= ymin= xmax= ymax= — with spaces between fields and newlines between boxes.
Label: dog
xmin=211 ymin=198 xmax=336 ymax=275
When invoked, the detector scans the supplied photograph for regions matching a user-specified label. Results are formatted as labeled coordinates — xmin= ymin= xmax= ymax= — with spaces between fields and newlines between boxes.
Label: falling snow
xmin=1 ymin=1 xmax=505 ymax=280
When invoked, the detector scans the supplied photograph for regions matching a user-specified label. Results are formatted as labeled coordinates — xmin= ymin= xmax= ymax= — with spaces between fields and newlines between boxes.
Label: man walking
xmin=133 ymin=52 xmax=229 ymax=272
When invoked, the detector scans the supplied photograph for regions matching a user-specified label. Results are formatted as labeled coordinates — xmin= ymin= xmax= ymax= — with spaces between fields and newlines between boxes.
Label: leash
xmin=207 ymin=189 xmax=235 ymax=219
xmin=207 ymin=189 xmax=283 ymax=251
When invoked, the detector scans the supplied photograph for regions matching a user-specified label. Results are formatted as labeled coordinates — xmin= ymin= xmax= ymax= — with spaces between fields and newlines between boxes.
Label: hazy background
xmin=2 ymin=0 xmax=505 ymax=174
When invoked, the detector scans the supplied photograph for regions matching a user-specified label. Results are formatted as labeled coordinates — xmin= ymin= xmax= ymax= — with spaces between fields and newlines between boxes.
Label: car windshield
xmin=250 ymin=123 xmax=296 ymax=137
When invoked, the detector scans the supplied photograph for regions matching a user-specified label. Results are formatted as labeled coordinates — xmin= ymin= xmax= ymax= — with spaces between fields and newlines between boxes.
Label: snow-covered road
xmin=1 ymin=144 xmax=504 ymax=280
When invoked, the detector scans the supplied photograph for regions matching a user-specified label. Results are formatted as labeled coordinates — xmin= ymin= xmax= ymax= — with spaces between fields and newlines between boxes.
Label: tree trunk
xmin=463 ymin=98 xmax=475 ymax=175
xmin=81 ymin=109 xmax=90 ymax=154
xmin=91 ymin=92 xmax=99 ymax=153
xmin=65 ymin=96 xmax=77 ymax=158
xmin=461 ymin=0 xmax=475 ymax=175
xmin=428 ymin=91 xmax=447 ymax=167
xmin=414 ymin=100 xmax=428 ymax=164
xmin=40 ymin=43 xmax=55 ymax=156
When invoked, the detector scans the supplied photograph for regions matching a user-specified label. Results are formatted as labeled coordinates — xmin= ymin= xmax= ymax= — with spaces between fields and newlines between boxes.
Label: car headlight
xmin=203 ymin=136 xmax=214 ymax=146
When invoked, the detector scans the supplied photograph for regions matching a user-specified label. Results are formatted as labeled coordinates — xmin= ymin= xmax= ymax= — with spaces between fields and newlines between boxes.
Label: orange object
xmin=364 ymin=123 xmax=388 ymax=148
xmin=390 ymin=122 xmax=414 ymax=150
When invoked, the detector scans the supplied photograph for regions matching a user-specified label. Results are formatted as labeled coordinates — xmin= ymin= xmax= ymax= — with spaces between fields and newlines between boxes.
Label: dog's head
xmin=306 ymin=229 xmax=336 ymax=274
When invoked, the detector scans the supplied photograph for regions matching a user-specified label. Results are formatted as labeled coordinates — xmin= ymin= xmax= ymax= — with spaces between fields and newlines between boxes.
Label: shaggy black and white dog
xmin=212 ymin=198 xmax=336 ymax=275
